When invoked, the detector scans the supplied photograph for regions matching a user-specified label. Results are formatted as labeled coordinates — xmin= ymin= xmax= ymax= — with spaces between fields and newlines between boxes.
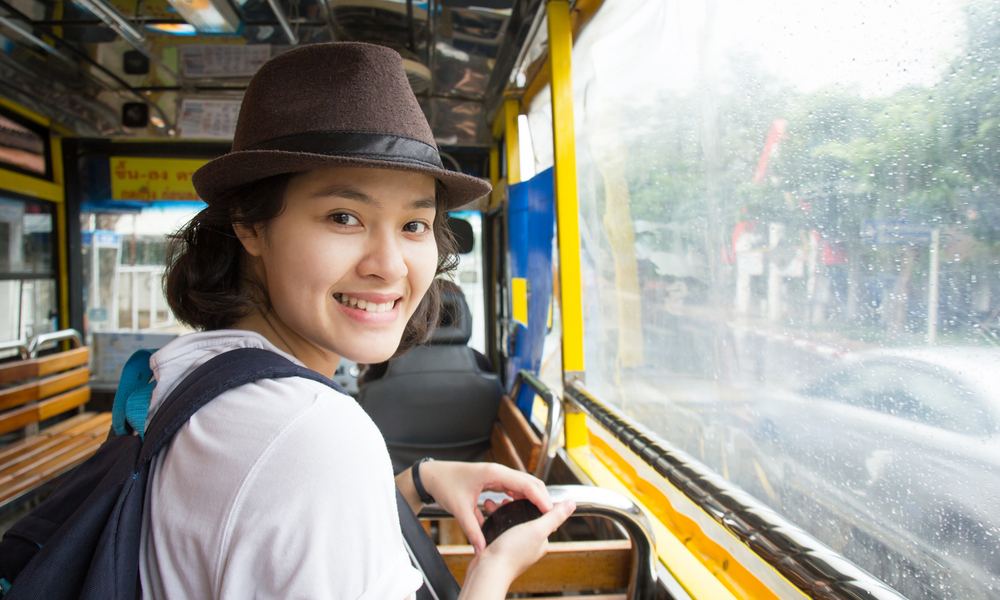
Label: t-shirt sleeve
xmin=215 ymin=389 xmax=423 ymax=600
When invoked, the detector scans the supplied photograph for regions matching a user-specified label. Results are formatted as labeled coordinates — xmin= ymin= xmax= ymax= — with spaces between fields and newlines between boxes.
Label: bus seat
xmin=358 ymin=286 xmax=503 ymax=474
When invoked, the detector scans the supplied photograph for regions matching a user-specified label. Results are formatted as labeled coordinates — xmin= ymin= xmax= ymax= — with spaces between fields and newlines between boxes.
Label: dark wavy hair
xmin=164 ymin=172 xmax=458 ymax=357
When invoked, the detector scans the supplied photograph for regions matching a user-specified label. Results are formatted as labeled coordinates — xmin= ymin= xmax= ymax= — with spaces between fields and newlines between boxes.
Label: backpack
xmin=0 ymin=347 xmax=459 ymax=600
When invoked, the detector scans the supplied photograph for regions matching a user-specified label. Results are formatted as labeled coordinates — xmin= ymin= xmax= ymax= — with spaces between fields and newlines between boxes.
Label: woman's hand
xmin=418 ymin=461 xmax=552 ymax=554
xmin=457 ymin=499 xmax=577 ymax=600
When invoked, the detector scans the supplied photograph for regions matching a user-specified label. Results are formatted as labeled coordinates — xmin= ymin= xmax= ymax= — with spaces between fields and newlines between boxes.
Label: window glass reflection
xmin=550 ymin=0 xmax=1000 ymax=597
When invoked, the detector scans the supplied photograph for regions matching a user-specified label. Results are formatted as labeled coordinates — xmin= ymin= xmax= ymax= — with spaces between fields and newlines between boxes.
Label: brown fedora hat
xmin=192 ymin=42 xmax=491 ymax=210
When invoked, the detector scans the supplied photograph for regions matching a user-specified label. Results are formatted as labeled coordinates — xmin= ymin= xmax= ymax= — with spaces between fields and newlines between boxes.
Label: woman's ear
xmin=232 ymin=221 xmax=265 ymax=257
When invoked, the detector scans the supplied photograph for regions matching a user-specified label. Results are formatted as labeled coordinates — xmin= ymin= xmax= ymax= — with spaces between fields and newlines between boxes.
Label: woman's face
xmin=240 ymin=166 xmax=439 ymax=364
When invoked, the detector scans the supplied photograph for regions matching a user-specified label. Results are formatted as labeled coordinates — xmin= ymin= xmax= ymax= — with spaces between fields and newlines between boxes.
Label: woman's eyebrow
xmin=408 ymin=197 xmax=437 ymax=210
xmin=311 ymin=184 xmax=436 ymax=211
xmin=311 ymin=185 xmax=379 ymax=207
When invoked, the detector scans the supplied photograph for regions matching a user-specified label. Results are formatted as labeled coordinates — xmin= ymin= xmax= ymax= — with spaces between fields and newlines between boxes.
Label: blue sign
xmin=82 ymin=230 xmax=120 ymax=246
xmin=862 ymin=220 xmax=933 ymax=245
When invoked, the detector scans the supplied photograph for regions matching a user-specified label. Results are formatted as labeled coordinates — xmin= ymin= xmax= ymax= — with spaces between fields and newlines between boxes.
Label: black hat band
xmin=247 ymin=130 xmax=445 ymax=170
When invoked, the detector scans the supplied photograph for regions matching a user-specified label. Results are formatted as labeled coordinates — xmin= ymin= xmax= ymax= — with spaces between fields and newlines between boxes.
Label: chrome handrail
xmin=420 ymin=484 xmax=658 ymax=600
xmin=0 ymin=340 xmax=29 ymax=360
xmin=510 ymin=369 xmax=563 ymax=481
xmin=28 ymin=329 xmax=84 ymax=358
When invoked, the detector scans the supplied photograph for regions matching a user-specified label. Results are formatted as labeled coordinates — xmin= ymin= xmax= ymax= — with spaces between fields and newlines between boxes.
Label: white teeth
xmin=338 ymin=294 xmax=396 ymax=312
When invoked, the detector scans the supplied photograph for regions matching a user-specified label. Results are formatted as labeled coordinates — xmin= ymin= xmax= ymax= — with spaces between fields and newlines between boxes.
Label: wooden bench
xmin=490 ymin=395 xmax=543 ymax=474
xmin=427 ymin=392 xmax=633 ymax=597
xmin=0 ymin=337 xmax=109 ymax=510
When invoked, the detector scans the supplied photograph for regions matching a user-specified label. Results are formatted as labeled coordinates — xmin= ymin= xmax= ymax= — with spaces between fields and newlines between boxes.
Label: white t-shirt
xmin=138 ymin=330 xmax=423 ymax=600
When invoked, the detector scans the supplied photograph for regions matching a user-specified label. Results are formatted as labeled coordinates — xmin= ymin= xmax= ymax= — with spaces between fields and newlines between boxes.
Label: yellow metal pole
xmin=504 ymin=98 xmax=521 ymax=185
xmin=548 ymin=0 xmax=584 ymax=384
xmin=548 ymin=0 xmax=588 ymax=448
xmin=489 ymin=146 xmax=500 ymax=187
xmin=50 ymin=136 xmax=70 ymax=332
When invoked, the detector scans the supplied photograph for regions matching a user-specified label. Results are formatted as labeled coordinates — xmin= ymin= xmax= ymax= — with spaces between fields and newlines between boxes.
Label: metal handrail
xmin=510 ymin=369 xmax=563 ymax=481
xmin=420 ymin=484 xmax=658 ymax=600
xmin=28 ymin=329 xmax=84 ymax=358
xmin=0 ymin=340 xmax=29 ymax=360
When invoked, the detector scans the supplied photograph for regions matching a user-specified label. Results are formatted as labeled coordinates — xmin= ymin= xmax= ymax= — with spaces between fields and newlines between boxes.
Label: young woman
xmin=139 ymin=42 xmax=575 ymax=599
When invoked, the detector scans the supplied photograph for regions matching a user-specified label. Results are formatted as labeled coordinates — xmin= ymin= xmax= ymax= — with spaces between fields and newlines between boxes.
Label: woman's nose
xmin=357 ymin=229 xmax=408 ymax=281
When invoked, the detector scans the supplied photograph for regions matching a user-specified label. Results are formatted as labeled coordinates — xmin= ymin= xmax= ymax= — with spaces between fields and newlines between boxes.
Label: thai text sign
xmin=110 ymin=157 xmax=207 ymax=201
xmin=862 ymin=219 xmax=933 ymax=245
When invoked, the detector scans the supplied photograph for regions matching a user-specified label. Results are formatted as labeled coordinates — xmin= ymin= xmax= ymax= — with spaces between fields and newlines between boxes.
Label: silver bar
xmin=420 ymin=485 xmax=658 ymax=600
xmin=74 ymin=0 xmax=144 ymax=41
xmin=510 ymin=369 xmax=563 ymax=481
xmin=264 ymin=0 xmax=298 ymax=45
xmin=0 ymin=16 xmax=73 ymax=65
xmin=74 ymin=0 xmax=180 ymax=83
xmin=29 ymin=329 xmax=83 ymax=358
xmin=0 ymin=339 xmax=29 ymax=360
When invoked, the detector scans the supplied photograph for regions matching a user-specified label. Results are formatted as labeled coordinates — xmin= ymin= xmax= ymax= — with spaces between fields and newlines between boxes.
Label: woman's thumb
xmin=537 ymin=500 xmax=576 ymax=533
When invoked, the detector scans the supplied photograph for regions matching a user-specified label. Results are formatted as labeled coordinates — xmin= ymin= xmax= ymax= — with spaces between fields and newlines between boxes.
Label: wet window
xmin=530 ymin=0 xmax=1000 ymax=597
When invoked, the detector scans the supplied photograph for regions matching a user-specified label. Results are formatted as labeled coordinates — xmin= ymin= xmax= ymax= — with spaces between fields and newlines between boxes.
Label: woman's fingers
xmin=483 ymin=499 xmax=496 ymax=514
xmin=454 ymin=505 xmax=488 ymax=554
xmin=482 ymin=466 xmax=552 ymax=513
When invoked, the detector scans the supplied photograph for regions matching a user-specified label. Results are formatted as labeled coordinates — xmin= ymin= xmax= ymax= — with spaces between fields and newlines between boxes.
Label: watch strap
xmin=412 ymin=457 xmax=435 ymax=504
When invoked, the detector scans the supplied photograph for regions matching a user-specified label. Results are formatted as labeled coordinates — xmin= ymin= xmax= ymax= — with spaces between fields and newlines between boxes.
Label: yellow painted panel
xmin=564 ymin=410 xmax=588 ymax=449
xmin=584 ymin=427 xmax=807 ymax=600
xmin=110 ymin=157 xmax=207 ymax=201
xmin=512 ymin=277 xmax=528 ymax=326
xmin=0 ymin=168 xmax=62 ymax=203
xmin=0 ymin=98 xmax=50 ymax=128
xmin=548 ymin=1 xmax=585 ymax=375
xmin=490 ymin=145 xmax=500 ymax=187
xmin=567 ymin=446 xmax=740 ymax=600
xmin=504 ymin=99 xmax=521 ymax=185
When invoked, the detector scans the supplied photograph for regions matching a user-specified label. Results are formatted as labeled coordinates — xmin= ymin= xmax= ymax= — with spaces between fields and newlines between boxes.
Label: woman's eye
xmin=404 ymin=221 xmax=429 ymax=234
xmin=330 ymin=213 xmax=360 ymax=226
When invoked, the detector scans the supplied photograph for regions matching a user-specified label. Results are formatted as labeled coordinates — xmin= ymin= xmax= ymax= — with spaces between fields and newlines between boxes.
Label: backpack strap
xmin=134 ymin=346 xmax=459 ymax=599
xmin=137 ymin=347 xmax=345 ymax=465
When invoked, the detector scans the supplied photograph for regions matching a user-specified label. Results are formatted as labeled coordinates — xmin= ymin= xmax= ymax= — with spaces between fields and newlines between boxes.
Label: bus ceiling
xmin=0 ymin=0 xmax=587 ymax=148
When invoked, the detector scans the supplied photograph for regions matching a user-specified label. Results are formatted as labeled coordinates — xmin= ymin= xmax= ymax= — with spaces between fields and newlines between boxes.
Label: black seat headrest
xmin=430 ymin=286 xmax=472 ymax=345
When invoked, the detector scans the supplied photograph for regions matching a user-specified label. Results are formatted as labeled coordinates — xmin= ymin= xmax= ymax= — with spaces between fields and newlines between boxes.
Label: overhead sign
xmin=180 ymin=45 xmax=271 ymax=78
xmin=178 ymin=99 xmax=241 ymax=139
xmin=862 ymin=219 xmax=933 ymax=245
xmin=110 ymin=157 xmax=206 ymax=201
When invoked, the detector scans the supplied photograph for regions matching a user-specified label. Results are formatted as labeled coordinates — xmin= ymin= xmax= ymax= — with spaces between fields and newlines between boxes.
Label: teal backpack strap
xmin=111 ymin=350 xmax=157 ymax=440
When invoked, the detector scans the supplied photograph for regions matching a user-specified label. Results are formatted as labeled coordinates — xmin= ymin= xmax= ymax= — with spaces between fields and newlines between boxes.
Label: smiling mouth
xmin=334 ymin=293 xmax=399 ymax=314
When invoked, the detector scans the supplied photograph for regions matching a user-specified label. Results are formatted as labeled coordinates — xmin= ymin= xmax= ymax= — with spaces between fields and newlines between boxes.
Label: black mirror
xmin=447 ymin=216 xmax=474 ymax=254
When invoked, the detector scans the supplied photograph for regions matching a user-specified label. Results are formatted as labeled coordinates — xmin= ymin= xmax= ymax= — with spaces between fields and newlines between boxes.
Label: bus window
xmin=0 ymin=197 xmax=56 ymax=347
xmin=535 ymin=0 xmax=1000 ymax=597
xmin=449 ymin=211 xmax=487 ymax=356
xmin=79 ymin=152 xmax=204 ymax=342
xmin=81 ymin=203 xmax=202 ymax=337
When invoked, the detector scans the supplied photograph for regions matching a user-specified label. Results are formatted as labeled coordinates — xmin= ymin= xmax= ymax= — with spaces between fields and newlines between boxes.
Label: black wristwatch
xmin=412 ymin=457 xmax=435 ymax=504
